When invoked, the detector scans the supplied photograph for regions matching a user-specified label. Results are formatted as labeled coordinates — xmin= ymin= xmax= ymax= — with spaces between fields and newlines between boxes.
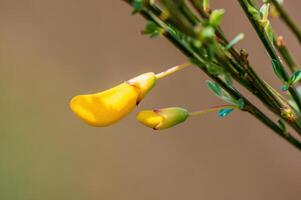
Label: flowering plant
xmin=70 ymin=0 xmax=301 ymax=150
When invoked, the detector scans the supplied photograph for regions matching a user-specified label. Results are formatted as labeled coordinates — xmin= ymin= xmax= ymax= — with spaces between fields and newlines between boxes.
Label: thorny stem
xmin=123 ymin=0 xmax=301 ymax=150
xmin=270 ymin=0 xmax=301 ymax=43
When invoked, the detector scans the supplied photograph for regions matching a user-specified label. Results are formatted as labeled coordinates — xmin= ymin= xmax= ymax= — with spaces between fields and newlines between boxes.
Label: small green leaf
xmin=203 ymin=0 xmax=210 ymax=12
xmin=218 ymin=108 xmax=234 ymax=118
xmin=246 ymin=3 xmax=261 ymax=22
xmin=207 ymin=63 xmax=225 ymax=76
xmin=226 ymin=33 xmax=244 ymax=49
xmin=259 ymin=4 xmax=266 ymax=18
xmin=288 ymin=70 xmax=301 ymax=85
xmin=143 ymin=21 xmax=162 ymax=38
xmin=201 ymin=26 xmax=215 ymax=40
xmin=271 ymin=59 xmax=287 ymax=83
xmin=132 ymin=0 xmax=144 ymax=14
xmin=260 ymin=3 xmax=270 ymax=21
xmin=206 ymin=81 xmax=242 ymax=106
xmin=236 ymin=98 xmax=245 ymax=109
xmin=207 ymin=80 xmax=222 ymax=96
xmin=209 ymin=9 xmax=225 ymax=28
xmin=223 ymin=73 xmax=233 ymax=87
xmin=281 ymin=85 xmax=289 ymax=91
xmin=278 ymin=119 xmax=287 ymax=134
xmin=264 ymin=21 xmax=274 ymax=44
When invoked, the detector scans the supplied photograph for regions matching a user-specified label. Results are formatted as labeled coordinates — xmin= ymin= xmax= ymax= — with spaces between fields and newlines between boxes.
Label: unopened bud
xmin=137 ymin=107 xmax=189 ymax=130
xmin=276 ymin=35 xmax=285 ymax=47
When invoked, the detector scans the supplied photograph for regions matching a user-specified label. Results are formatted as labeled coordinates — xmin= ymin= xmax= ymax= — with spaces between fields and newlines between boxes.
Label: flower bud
xmin=137 ymin=107 xmax=189 ymax=130
xmin=70 ymin=73 xmax=157 ymax=127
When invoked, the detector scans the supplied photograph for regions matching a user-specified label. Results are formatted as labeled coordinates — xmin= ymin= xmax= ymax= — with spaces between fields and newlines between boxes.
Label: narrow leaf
xmin=223 ymin=73 xmax=233 ymax=87
xmin=278 ymin=119 xmax=287 ymax=134
xmin=132 ymin=0 xmax=144 ymax=14
xmin=281 ymin=85 xmax=289 ymax=91
xmin=236 ymin=98 xmax=245 ymax=109
xmin=207 ymin=80 xmax=222 ymax=96
xmin=218 ymin=108 xmax=234 ymax=118
xmin=271 ymin=59 xmax=287 ymax=83
xmin=246 ymin=3 xmax=261 ymax=22
xmin=207 ymin=63 xmax=225 ymax=76
xmin=226 ymin=33 xmax=244 ymax=49
xmin=143 ymin=21 xmax=162 ymax=38
xmin=288 ymin=70 xmax=301 ymax=85
xmin=202 ymin=26 xmax=215 ymax=40
xmin=260 ymin=3 xmax=270 ymax=21
xmin=209 ymin=9 xmax=225 ymax=28
xmin=264 ymin=21 xmax=274 ymax=44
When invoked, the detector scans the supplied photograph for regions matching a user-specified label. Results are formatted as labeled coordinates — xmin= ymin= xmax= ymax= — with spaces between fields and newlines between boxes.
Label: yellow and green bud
xmin=137 ymin=107 xmax=189 ymax=130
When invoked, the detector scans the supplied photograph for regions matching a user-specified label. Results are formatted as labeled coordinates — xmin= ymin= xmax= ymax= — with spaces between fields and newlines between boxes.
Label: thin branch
xmin=270 ymin=0 xmax=301 ymax=43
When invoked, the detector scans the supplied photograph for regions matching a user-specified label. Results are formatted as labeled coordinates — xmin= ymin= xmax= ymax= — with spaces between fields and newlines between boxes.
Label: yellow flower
xmin=137 ymin=107 xmax=189 ymax=130
xmin=70 ymin=73 xmax=156 ymax=126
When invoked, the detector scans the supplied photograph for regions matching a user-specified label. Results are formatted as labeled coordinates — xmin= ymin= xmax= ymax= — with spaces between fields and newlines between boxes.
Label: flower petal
xmin=70 ymin=82 xmax=139 ymax=126
xmin=137 ymin=110 xmax=164 ymax=129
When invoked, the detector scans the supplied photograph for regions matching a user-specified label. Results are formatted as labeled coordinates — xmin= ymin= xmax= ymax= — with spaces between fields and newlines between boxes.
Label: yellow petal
xmin=128 ymin=72 xmax=156 ymax=103
xmin=136 ymin=110 xmax=164 ymax=129
xmin=70 ymin=82 xmax=139 ymax=127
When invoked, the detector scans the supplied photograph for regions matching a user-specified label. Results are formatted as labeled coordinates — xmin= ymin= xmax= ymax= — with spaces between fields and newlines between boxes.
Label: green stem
xmin=123 ymin=0 xmax=301 ymax=150
xmin=274 ymin=36 xmax=299 ymax=72
xmin=270 ymin=0 xmax=301 ymax=43
xmin=238 ymin=0 xmax=301 ymax=121
xmin=189 ymin=105 xmax=237 ymax=116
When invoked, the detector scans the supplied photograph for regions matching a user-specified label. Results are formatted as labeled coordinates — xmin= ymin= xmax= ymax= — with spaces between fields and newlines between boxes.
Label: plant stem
xmin=123 ymin=0 xmax=301 ymax=150
xmin=274 ymin=35 xmax=299 ymax=73
xmin=238 ymin=0 xmax=301 ymax=120
xmin=270 ymin=0 xmax=301 ymax=43
xmin=189 ymin=105 xmax=237 ymax=116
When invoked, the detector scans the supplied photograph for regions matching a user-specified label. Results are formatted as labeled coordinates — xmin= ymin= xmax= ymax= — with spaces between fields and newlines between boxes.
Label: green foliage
xmin=206 ymin=80 xmax=245 ymax=108
xmin=207 ymin=80 xmax=222 ymax=96
xmin=218 ymin=108 xmax=234 ymax=117
xmin=278 ymin=119 xmax=287 ymax=134
xmin=288 ymin=71 xmax=301 ymax=85
xmin=282 ymin=70 xmax=301 ymax=91
xmin=209 ymin=9 xmax=225 ymax=28
xmin=264 ymin=21 xmax=274 ymax=44
xmin=132 ymin=0 xmax=144 ymax=14
xmin=206 ymin=63 xmax=225 ymax=76
xmin=271 ymin=59 xmax=287 ymax=83
xmin=201 ymin=26 xmax=215 ymax=40
xmin=143 ymin=21 xmax=163 ymax=38
xmin=223 ymin=73 xmax=233 ymax=87
xmin=246 ymin=2 xmax=261 ymax=22
xmin=236 ymin=98 xmax=245 ymax=109
xmin=281 ymin=85 xmax=289 ymax=91
xmin=225 ymin=33 xmax=244 ymax=49
xmin=124 ymin=0 xmax=301 ymax=149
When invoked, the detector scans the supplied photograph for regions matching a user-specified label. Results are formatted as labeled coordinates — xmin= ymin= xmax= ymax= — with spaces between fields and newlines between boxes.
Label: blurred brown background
xmin=0 ymin=1 xmax=301 ymax=200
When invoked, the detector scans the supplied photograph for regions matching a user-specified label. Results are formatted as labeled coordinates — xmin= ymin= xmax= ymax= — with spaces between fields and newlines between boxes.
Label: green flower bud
xmin=137 ymin=107 xmax=189 ymax=130
xmin=209 ymin=9 xmax=225 ymax=28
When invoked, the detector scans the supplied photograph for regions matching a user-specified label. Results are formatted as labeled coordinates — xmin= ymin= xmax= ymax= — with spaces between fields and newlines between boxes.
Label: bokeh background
xmin=1 ymin=1 xmax=301 ymax=200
